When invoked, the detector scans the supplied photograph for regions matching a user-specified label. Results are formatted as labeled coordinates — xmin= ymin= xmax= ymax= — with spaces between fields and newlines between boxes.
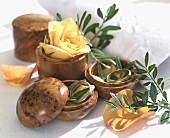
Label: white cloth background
xmin=38 ymin=0 xmax=170 ymax=88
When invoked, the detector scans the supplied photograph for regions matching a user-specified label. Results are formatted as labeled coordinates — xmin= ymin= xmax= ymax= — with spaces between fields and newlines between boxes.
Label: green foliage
xmin=76 ymin=4 xmax=121 ymax=50
xmin=105 ymin=52 xmax=170 ymax=124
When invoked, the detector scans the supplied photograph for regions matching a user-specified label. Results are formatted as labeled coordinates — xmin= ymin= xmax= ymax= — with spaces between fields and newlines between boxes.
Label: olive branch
xmin=105 ymin=52 xmax=170 ymax=124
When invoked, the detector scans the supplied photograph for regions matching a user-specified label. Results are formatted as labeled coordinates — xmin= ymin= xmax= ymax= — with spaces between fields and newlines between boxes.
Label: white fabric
xmin=38 ymin=0 xmax=170 ymax=88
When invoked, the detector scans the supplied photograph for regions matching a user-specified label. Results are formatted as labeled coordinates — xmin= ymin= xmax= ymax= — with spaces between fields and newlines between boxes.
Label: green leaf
xmin=157 ymin=78 xmax=163 ymax=85
xmin=104 ymin=101 xmax=115 ymax=107
xmin=142 ymin=91 xmax=148 ymax=105
xmin=110 ymin=93 xmax=123 ymax=107
xmin=100 ymin=58 xmax=116 ymax=65
xmin=131 ymin=68 xmax=147 ymax=74
xmin=148 ymin=105 xmax=158 ymax=111
xmin=124 ymin=61 xmax=135 ymax=69
xmin=133 ymin=91 xmax=143 ymax=99
xmin=150 ymin=83 xmax=157 ymax=102
xmin=115 ymin=56 xmax=122 ymax=69
xmin=160 ymin=111 xmax=170 ymax=124
xmin=72 ymin=88 xmax=89 ymax=100
xmin=135 ymin=60 xmax=145 ymax=68
xmin=97 ymin=63 xmax=104 ymax=79
xmin=122 ymin=94 xmax=131 ymax=107
xmin=134 ymin=75 xmax=150 ymax=80
xmin=100 ymin=62 xmax=111 ymax=68
xmin=143 ymin=82 xmax=151 ymax=86
xmin=101 ymin=25 xmax=121 ymax=32
xmin=105 ymin=4 xmax=119 ymax=22
xmin=95 ymin=55 xmax=115 ymax=59
xmin=76 ymin=14 xmax=80 ymax=27
xmin=79 ymin=11 xmax=87 ymax=28
xmin=145 ymin=52 xmax=149 ymax=67
xmin=84 ymin=23 xmax=99 ymax=35
xmin=44 ymin=35 xmax=49 ymax=44
xmin=97 ymin=34 xmax=114 ymax=40
xmin=97 ymin=8 xmax=103 ymax=19
xmin=132 ymin=93 xmax=139 ymax=106
xmin=56 ymin=13 xmax=62 ymax=21
xmin=152 ymin=67 xmax=158 ymax=79
xmin=82 ymin=14 xmax=91 ymax=31
xmin=148 ymin=64 xmax=156 ymax=72
xmin=99 ymin=40 xmax=111 ymax=50
xmin=91 ymin=48 xmax=105 ymax=55
xmin=161 ymin=82 xmax=165 ymax=90
xmin=68 ymin=80 xmax=86 ymax=91
xmin=129 ymin=107 xmax=136 ymax=112
xmin=107 ymin=107 xmax=117 ymax=112
xmin=162 ymin=91 xmax=168 ymax=101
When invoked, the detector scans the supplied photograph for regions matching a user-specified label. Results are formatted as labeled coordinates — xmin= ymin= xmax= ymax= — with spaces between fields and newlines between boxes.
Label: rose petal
xmin=1 ymin=64 xmax=36 ymax=86
xmin=103 ymin=89 xmax=155 ymax=131
xmin=48 ymin=18 xmax=90 ymax=57
xmin=40 ymin=43 xmax=72 ymax=59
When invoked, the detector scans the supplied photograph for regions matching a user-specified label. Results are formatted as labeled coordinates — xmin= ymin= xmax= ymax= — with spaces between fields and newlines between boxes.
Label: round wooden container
xmin=36 ymin=46 xmax=88 ymax=80
xmin=85 ymin=60 xmax=138 ymax=99
xmin=12 ymin=13 xmax=54 ymax=62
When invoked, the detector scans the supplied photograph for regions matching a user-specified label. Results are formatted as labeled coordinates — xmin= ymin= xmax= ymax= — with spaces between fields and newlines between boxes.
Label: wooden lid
xmin=12 ymin=13 xmax=54 ymax=32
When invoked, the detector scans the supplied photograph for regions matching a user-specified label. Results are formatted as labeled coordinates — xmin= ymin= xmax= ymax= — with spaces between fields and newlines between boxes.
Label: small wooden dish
xmin=56 ymin=80 xmax=98 ymax=121
xmin=85 ymin=60 xmax=138 ymax=99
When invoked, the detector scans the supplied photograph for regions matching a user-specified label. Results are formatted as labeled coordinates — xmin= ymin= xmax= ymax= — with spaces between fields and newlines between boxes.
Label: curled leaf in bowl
xmin=103 ymin=89 xmax=155 ymax=131
xmin=67 ymin=80 xmax=95 ymax=104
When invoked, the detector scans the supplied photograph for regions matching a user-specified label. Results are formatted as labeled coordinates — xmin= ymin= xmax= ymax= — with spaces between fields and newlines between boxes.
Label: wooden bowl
xmin=36 ymin=46 xmax=88 ymax=80
xmin=85 ymin=60 xmax=138 ymax=99
xmin=56 ymin=80 xmax=98 ymax=121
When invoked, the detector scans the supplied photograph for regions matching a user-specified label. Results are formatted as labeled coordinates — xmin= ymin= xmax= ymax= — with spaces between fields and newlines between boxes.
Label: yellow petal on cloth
xmin=1 ymin=64 xmax=35 ymax=86
xmin=40 ymin=43 xmax=72 ymax=59
xmin=48 ymin=18 xmax=90 ymax=57
xmin=103 ymin=89 xmax=155 ymax=131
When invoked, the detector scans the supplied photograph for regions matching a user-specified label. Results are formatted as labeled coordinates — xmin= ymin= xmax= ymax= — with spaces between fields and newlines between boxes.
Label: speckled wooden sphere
xmin=16 ymin=77 xmax=69 ymax=127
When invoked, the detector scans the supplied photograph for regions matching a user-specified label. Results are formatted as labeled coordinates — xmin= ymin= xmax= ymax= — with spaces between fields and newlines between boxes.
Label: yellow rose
xmin=41 ymin=18 xmax=90 ymax=59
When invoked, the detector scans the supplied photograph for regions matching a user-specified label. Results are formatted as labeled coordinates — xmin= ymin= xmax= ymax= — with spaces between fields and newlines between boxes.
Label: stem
xmin=90 ymin=20 xmax=104 ymax=42
xmin=146 ymin=68 xmax=163 ymax=94
xmin=90 ymin=51 xmax=104 ymax=65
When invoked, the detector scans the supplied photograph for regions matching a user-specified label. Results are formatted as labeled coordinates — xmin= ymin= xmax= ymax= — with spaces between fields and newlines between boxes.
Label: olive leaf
xmin=115 ymin=56 xmax=122 ymax=69
xmin=97 ymin=8 xmax=103 ymax=19
xmin=160 ymin=111 xmax=170 ymax=124
xmin=148 ymin=64 xmax=156 ymax=72
xmin=70 ymin=88 xmax=89 ymax=101
xmin=84 ymin=23 xmax=99 ymax=35
xmin=124 ymin=61 xmax=135 ymax=69
xmin=135 ymin=60 xmax=145 ymax=68
xmin=131 ymin=68 xmax=147 ymax=74
xmin=44 ymin=35 xmax=49 ymax=44
xmin=142 ymin=91 xmax=148 ymax=105
xmin=105 ymin=4 xmax=119 ymax=22
xmin=101 ymin=25 xmax=121 ymax=32
xmin=145 ymin=52 xmax=149 ymax=67
xmin=143 ymin=82 xmax=151 ymax=86
xmin=157 ymin=78 xmax=163 ymax=85
xmin=152 ymin=67 xmax=158 ymax=79
xmin=104 ymin=101 xmax=116 ymax=107
xmin=56 ymin=13 xmax=62 ymax=21
xmin=122 ymin=94 xmax=131 ymax=107
xmin=82 ymin=14 xmax=91 ymax=31
xmin=110 ymin=93 xmax=123 ymax=107
xmin=150 ymin=83 xmax=157 ymax=102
